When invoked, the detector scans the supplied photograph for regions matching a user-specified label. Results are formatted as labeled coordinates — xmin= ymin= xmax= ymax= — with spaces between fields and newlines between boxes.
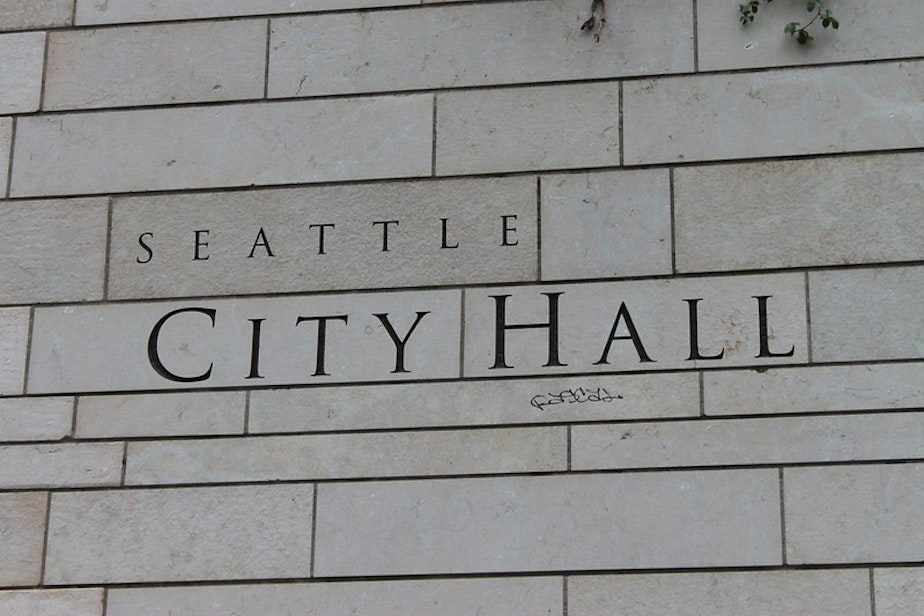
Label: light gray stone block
xmin=0 ymin=32 xmax=44 ymax=113
xmin=785 ymin=464 xmax=924 ymax=564
xmin=540 ymin=169 xmax=672 ymax=280
xmin=0 ymin=589 xmax=103 ymax=616
xmin=0 ymin=492 xmax=47 ymax=586
xmin=0 ymin=307 xmax=29 ymax=396
xmin=44 ymin=20 xmax=267 ymax=110
xmin=76 ymin=391 xmax=245 ymax=438
xmin=107 ymin=577 xmax=562 ymax=616
xmin=249 ymin=373 xmax=700 ymax=433
xmin=125 ymin=427 xmax=566 ymax=484
xmin=569 ymin=570 xmax=871 ymax=615
xmin=699 ymin=0 xmax=924 ymax=71
xmin=314 ymin=469 xmax=781 ymax=575
xmin=29 ymin=290 xmax=460 ymax=394
xmin=44 ymin=484 xmax=314 ymax=584
xmin=674 ymin=153 xmax=924 ymax=272
xmin=573 ymin=412 xmax=924 ymax=470
xmin=0 ymin=197 xmax=108 ymax=303
xmin=268 ymin=0 xmax=692 ymax=97
xmin=704 ymin=362 xmax=924 ymax=415
xmin=810 ymin=266 xmax=924 ymax=362
xmin=0 ymin=0 xmax=73 ymax=31
xmin=0 ymin=117 xmax=9 ymax=196
xmin=624 ymin=61 xmax=924 ymax=165
xmin=875 ymin=568 xmax=924 ymax=616
xmin=436 ymin=83 xmax=619 ymax=176
xmin=0 ymin=442 xmax=123 ymax=488
xmin=107 ymin=178 xmax=537 ymax=299
xmin=10 ymin=95 xmax=432 ymax=197
xmin=0 ymin=397 xmax=73 ymax=441
xmin=463 ymin=273 xmax=807 ymax=378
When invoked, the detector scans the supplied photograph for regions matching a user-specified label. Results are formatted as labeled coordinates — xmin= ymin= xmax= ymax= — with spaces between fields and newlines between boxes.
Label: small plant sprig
xmin=740 ymin=0 xmax=840 ymax=45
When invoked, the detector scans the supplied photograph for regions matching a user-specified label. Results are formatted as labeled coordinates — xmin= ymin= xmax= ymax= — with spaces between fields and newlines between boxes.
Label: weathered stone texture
xmin=0 ymin=307 xmax=29 ymax=396
xmin=0 ymin=492 xmax=47 ymax=586
xmin=0 ymin=32 xmax=44 ymax=113
xmin=0 ymin=117 xmax=10 ymax=195
xmin=0 ymin=397 xmax=73 ymax=441
xmin=0 ymin=442 xmax=123 ymax=488
xmin=0 ymin=589 xmax=103 ymax=616
xmin=875 ymin=568 xmax=924 ymax=616
xmin=0 ymin=0 xmax=73 ymax=31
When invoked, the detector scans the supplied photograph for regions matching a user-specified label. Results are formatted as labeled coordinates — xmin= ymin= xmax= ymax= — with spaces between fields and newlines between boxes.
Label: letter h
xmin=490 ymin=292 xmax=566 ymax=369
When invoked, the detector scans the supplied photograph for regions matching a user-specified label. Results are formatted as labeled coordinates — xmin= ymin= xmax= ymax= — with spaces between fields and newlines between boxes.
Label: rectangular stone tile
xmin=785 ymin=464 xmax=924 ymax=564
xmin=10 ymin=95 xmax=432 ymax=197
xmin=569 ymin=570 xmax=871 ymax=615
xmin=540 ymin=169 xmax=672 ymax=280
xmin=699 ymin=0 xmax=924 ymax=71
xmin=44 ymin=20 xmax=266 ymax=110
xmin=29 ymin=289 xmax=460 ymax=394
xmin=1 ymin=116 xmax=10 ymax=196
xmin=108 ymin=177 xmax=537 ymax=299
xmin=436 ymin=83 xmax=619 ymax=176
xmin=0 ymin=32 xmax=44 ymax=113
xmin=0 ymin=492 xmax=47 ymax=586
xmin=314 ymin=469 xmax=781 ymax=575
xmin=573 ymin=412 xmax=924 ymax=470
xmin=249 ymin=373 xmax=700 ymax=433
xmin=0 ymin=307 xmax=29 ymax=395
xmin=125 ymin=427 xmax=566 ymax=484
xmin=0 ymin=397 xmax=73 ymax=441
xmin=624 ymin=61 xmax=924 ymax=165
xmin=0 ymin=589 xmax=103 ymax=616
xmin=875 ymin=567 xmax=924 ymax=616
xmin=45 ymin=484 xmax=314 ymax=584
xmin=463 ymin=273 xmax=807 ymax=378
xmin=269 ymin=1 xmax=691 ymax=98
xmin=107 ymin=577 xmax=562 ymax=616
xmin=705 ymin=362 xmax=924 ymax=416
xmin=810 ymin=266 xmax=924 ymax=362
xmin=0 ymin=0 xmax=73 ymax=31
xmin=675 ymin=153 xmax=924 ymax=272
xmin=76 ymin=391 xmax=245 ymax=438
xmin=0 ymin=442 xmax=123 ymax=488
xmin=0 ymin=198 xmax=108 ymax=303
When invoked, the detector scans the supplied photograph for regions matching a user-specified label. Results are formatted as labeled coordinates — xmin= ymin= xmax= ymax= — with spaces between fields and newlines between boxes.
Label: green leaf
xmin=784 ymin=22 xmax=799 ymax=34
xmin=797 ymin=29 xmax=812 ymax=44
xmin=806 ymin=1 xmax=816 ymax=12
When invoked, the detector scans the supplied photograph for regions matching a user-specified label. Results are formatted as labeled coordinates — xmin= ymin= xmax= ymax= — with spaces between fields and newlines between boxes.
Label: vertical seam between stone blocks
xmin=310 ymin=483 xmax=319 ymax=577
xmin=562 ymin=575 xmax=569 ymax=616
xmin=617 ymin=82 xmax=624 ymax=167
xmin=778 ymin=467 xmax=787 ymax=565
xmin=431 ymin=94 xmax=438 ymax=177
xmin=698 ymin=371 xmax=705 ymax=416
xmin=102 ymin=196 xmax=114 ymax=301
xmin=566 ymin=425 xmax=572 ymax=471
xmin=244 ymin=390 xmax=252 ymax=435
xmin=70 ymin=396 xmax=79 ymax=439
xmin=458 ymin=289 xmax=466 ymax=379
xmin=536 ymin=176 xmax=542 ymax=281
xmin=692 ymin=0 xmax=699 ymax=72
xmin=38 ymin=32 xmax=50 ymax=111
xmin=70 ymin=0 xmax=77 ymax=26
xmin=39 ymin=491 xmax=52 ymax=585
xmin=263 ymin=18 xmax=272 ymax=99
xmin=804 ymin=271 xmax=814 ymax=363
xmin=4 ymin=117 xmax=16 ymax=199
xmin=869 ymin=568 xmax=877 ymax=616
xmin=120 ymin=441 xmax=128 ymax=486
xmin=669 ymin=168 xmax=677 ymax=275
xmin=21 ymin=305 xmax=35 ymax=395
xmin=101 ymin=587 xmax=109 ymax=616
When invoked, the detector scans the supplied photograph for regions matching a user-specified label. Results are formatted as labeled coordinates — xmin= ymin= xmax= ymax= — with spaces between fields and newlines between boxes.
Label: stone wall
xmin=1 ymin=0 xmax=922 ymax=613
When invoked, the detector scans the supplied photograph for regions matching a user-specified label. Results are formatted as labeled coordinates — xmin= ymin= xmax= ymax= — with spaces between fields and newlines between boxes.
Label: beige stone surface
xmin=811 ymin=266 xmax=924 ymax=362
xmin=0 ymin=32 xmax=44 ymax=113
xmin=704 ymin=362 xmax=924 ymax=415
xmin=573 ymin=412 xmax=924 ymax=470
xmin=125 ymin=427 xmax=566 ymax=484
xmin=675 ymin=153 xmax=924 ymax=272
xmin=44 ymin=20 xmax=267 ymax=110
xmin=0 ymin=397 xmax=73 ymax=441
xmin=314 ymin=469 xmax=781 ymax=575
xmin=540 ymin=169 xmax=672 ymax=280
xmin=0 ymin=442 xmax=123 ymax=488
xmin=107 ymin=577 xmax=562 ymax=616
xmin=436 ymin=83 xmax=619 ymax=176
xmin=569 ymin=569 xmax=871 ymax=615
xmin=875 ymin=567 xmax=924 ymax=616
xmin=0 ymin=197 xmax=108 ymax=303
xmin=0 ymin=117 xmax=9 ymax=196
xmin=44 ymin=484 xmax=314 ymax=584
xmin=0 ymin=0 xmax=73 ymax=31
xmin=699 ymin=0 xmax=924 ymax=71
xmin=463 ymin=273 xmax=807 ymax=377
xmin=108 ymin=178 xmax=537 ymax=299
xmin=10 ymin=95 xmax=432 ymax=197
xmin=28 ymin=290 xmax=460 ymax=394
xmin=785 ymin=464 xmax=924 ymax=564
xmin=249 ymin=373 xmax=699 ymax=433
xmin=0 ymin=589 xmax=103 ymax=616
xmin=76 ymin=391 xmax=245 ymax=438
xmin=0 ymin=492 xmax=47 ymax=586
xmin=0 ymin=307 xmax=29 ymax=395
xmin=268 ymin=0 xmax=692 ymax=97
xmin=624 ymin=61 xmax=924 ymax=165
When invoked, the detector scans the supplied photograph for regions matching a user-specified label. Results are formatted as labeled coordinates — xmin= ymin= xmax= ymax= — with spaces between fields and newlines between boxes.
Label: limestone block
xmin=0 ymin=442 xmax=123 ymax=488
xmin=10 ymin=95 xmax=432 ymax=197
xmin=0 ymin=0 xmax=73 ymax=31
xmin=0 ymin=397 xmax=73 ymax=441
xmin=314 ymin=469 xmax=781 ymax=575
xmin=624 ymin=61 xmax=924 ymax=165
xmin=0 ymin=307 xmax=29 ymax=395
xmin=810 ymin=266 xmax=924 ymax=362
xmin=0 ymin=197 xmax=108 ymax=303
xmin=875 ymin=568 xmax=924 ymax=616
xmin=0 ymin=492 xmax=47 ymax=586
xmin=0 ymin=117 xmax=9 ymax=195
xmin=0 ymin=32 xmax=44 ymax=113
xmin=76 ymin=391 xmax=245 ymax=438
xmin=785 ymin=464 xmax=924 ymax=564
xmin=44 ymin=484 xmax=314 ymax=584
xmin=44 ymin=20 xmax=267 ymax=110
xmin=0 ymin=589 xmax=103 ymax=616
xmin=674 ymin=153 xmax=924 ymax=272
xmin=436 ymin=83 xmax=619 ymax=176
xmin=540 ymin=169 xmax=672 ymax=280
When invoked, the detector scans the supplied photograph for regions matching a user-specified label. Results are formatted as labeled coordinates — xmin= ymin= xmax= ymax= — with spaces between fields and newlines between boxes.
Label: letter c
xmin=147 ymin=307 xmax=216 ymax=382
